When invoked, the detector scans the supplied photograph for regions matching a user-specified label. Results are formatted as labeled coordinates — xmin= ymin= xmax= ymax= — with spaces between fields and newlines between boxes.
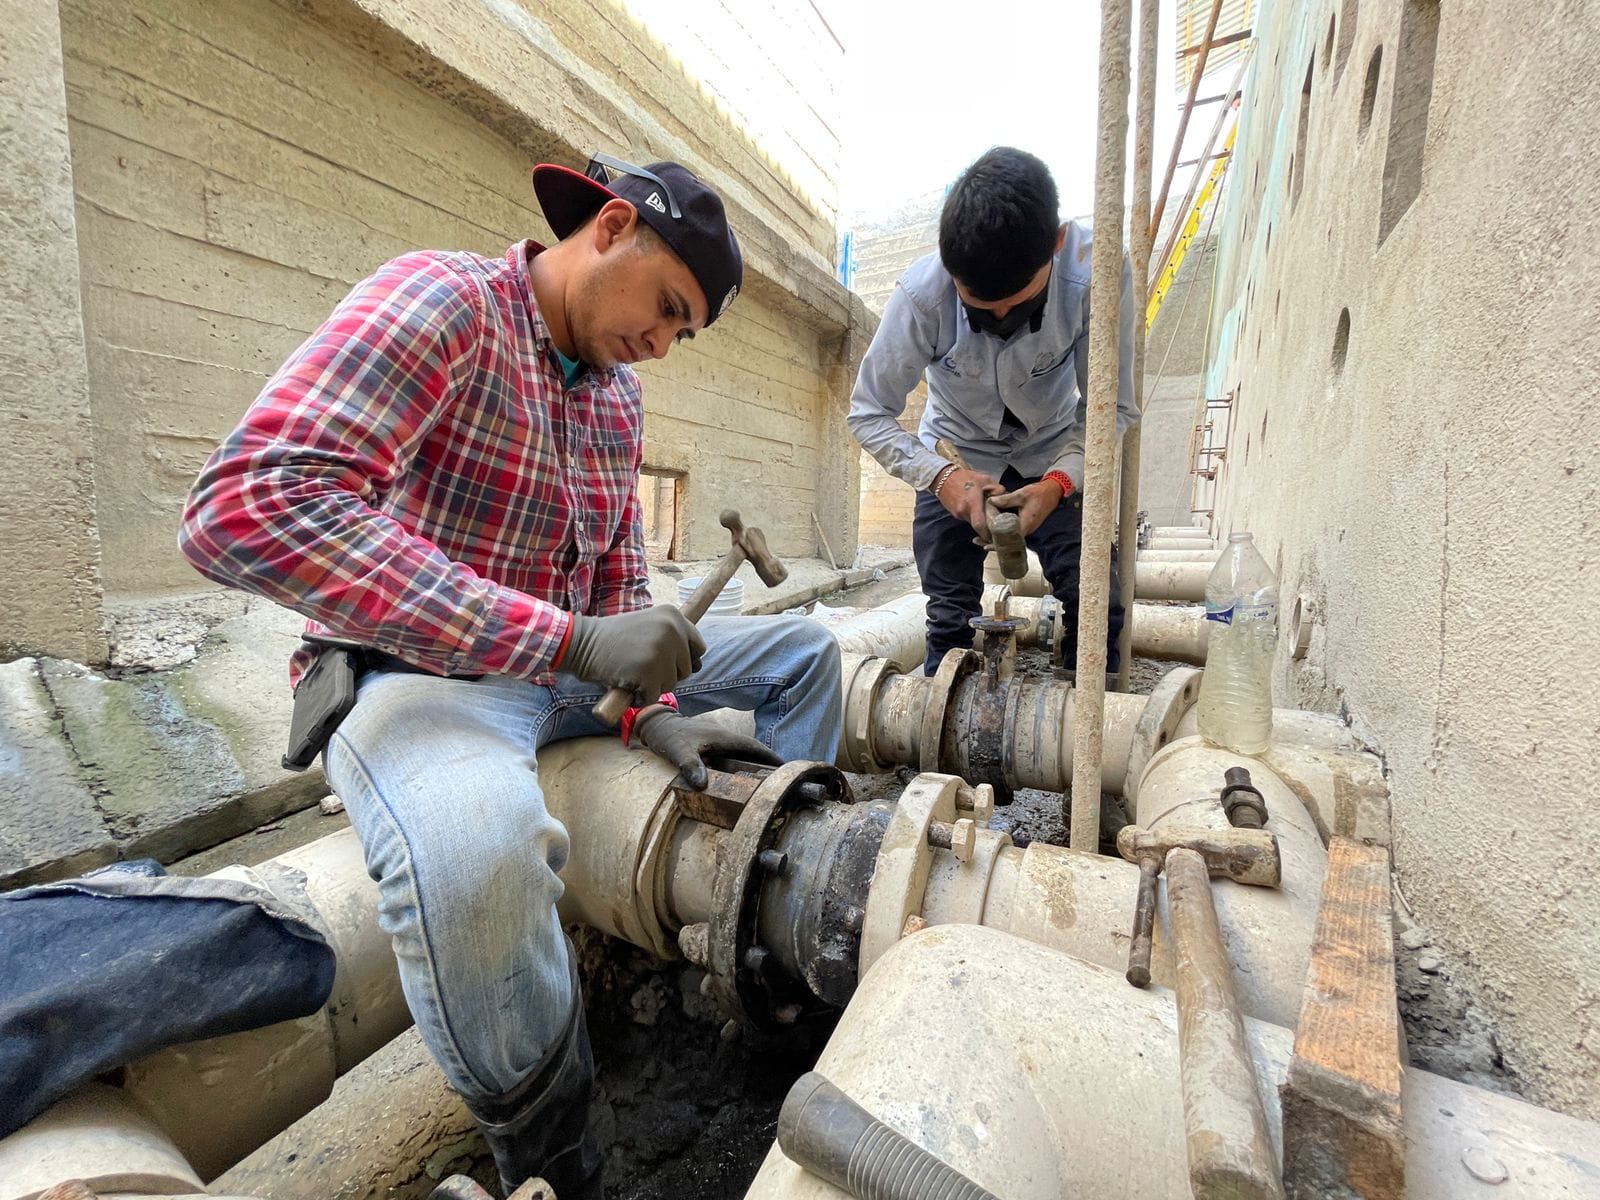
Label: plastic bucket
xmin=677 ymin=576 xmax=746 ymax=616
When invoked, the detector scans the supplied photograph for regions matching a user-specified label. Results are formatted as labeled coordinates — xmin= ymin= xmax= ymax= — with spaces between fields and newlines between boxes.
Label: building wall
xmin=0 ymin=0 xmax=105 ymax=662
xmin=848 ymin=191 xmax=941 ymax=547
xmin=42 ymin=0 xmax=862 ymax=617
xmin=1209 ymin=0 xmax=1600 ymax=1119
xmin=615 ymin=0 xmax=844 ymax=238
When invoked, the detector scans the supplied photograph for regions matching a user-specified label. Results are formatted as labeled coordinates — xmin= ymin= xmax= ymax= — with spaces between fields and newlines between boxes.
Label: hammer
xmin=1167 ymin=845 xmax=1286 ymax=1199
xmin=1117 ymin=824 xmax=1280 ymax=988
xmin=591 ymin=510 xmax=786 ymax=724
xmin=934 ymin=438 xmax=1028 ymax=580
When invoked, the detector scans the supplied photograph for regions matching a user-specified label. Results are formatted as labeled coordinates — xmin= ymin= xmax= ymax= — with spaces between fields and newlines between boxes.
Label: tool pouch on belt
xmin=282 ymin=637 xmax=361 ymax=772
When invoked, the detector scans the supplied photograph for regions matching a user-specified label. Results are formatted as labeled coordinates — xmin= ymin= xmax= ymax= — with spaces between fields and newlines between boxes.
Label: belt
xmin=359 ymin=649 xmax=484 ymax=682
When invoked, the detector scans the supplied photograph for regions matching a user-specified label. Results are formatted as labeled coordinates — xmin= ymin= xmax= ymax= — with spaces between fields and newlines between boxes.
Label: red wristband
xmin=621 ymin=692 xmax=678 ymax=746
xmin=1043 ymin=470 xmax=1075 ymax=501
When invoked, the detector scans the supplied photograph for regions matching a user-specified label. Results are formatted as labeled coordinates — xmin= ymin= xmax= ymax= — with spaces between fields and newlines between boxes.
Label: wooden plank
xmin=1280 ymin=837 xmax=1405 ymax=1200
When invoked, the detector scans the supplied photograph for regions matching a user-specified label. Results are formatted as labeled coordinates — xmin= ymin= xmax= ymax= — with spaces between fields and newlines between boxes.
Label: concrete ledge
xmin=0 ymin=659 xmax=117 ymax=888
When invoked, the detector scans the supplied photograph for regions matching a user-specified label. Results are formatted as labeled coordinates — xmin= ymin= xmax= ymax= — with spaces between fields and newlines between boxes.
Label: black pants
xmin=913 ymin=466 xmax=1123 ymax=676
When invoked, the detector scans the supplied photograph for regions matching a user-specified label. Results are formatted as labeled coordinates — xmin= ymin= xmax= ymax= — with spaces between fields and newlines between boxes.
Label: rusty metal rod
xmin=1115 ymin=0 xmax=1160 ymax=695
xmin=1150 ymin=0 xmax=1224 ymax=241
xmin=1180 ymin=28 xmax=1251 ymax=56
xmin=1070 ymin=0 xmax=1133 ymax=851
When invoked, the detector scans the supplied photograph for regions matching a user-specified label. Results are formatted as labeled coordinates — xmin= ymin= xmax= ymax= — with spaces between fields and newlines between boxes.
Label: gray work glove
xmin=562 ymin=607 xmax=707 ymax=705
xmin=633 ymin=708 xmax=782 ymax=790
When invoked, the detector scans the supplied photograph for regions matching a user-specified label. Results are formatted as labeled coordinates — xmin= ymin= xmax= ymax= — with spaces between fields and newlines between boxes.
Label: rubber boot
xmin=466 ymin=941 xmax=604 ymax=1200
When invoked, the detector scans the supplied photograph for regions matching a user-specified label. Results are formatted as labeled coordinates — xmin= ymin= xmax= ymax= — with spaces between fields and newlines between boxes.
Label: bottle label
xmin=1235 ymin=603 xmax=1278 ymax=624
xmin=1205 ymin=604 xmax=1235 ymax=625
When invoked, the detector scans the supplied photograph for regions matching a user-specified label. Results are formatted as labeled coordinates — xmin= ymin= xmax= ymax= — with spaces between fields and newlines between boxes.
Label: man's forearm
xmin=179 ymin=455 xmax=572 ymax=679
xmin=848 ymin=410 xmax=950 ymax=491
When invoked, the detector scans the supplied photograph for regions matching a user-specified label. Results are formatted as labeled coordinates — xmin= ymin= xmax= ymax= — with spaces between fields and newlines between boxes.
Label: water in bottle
xmin=1197 ymin=532 xmax=1278 ymax=753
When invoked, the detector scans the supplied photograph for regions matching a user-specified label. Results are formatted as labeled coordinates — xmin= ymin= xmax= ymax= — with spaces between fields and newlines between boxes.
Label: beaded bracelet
xmin=929 ymin=463 xmax=958 ymax=499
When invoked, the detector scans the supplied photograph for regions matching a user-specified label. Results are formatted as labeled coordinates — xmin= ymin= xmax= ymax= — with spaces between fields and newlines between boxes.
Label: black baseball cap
xmin=532 ymin=153 xmax=743 ymax=327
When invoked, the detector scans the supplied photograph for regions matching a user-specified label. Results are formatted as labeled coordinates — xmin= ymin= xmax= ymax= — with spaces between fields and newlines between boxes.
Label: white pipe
xmin=1135 ymin=559 xmax=1209 ymax=601
xmin=117 ymin=832 xmax=403 ymax=1181
xmin=1138 ymin=546 xmax=1219 ymax=562
xmin=745 ymin=923 xmax=1600 ymax=1200
xmin=1145 ymin=536 xmax=1217 ymax=552
xmin=817 ymin=592 xmax=927 ymax=670
xmin=1153 ymin=525 xmax=1214 ymax=538
xmin=1172 ymin=706 xmax=1392 ymax=845
xmin=0 ymin=1083 xmax=205 ymax=1200
xmin=1129 ymin=603 xmax=1208 ymax=663
xmin=1002 ymin=596 xmax=1208 ymax=665
xmin=986 ymin=551 xmax=1211 ymax=603
xmin=7 ymin=729 xmax=1342 ymax=1184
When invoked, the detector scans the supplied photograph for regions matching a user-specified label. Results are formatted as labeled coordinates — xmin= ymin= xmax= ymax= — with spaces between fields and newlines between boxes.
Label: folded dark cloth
xmin=0 ymin=858 xmax=335 ymax=1138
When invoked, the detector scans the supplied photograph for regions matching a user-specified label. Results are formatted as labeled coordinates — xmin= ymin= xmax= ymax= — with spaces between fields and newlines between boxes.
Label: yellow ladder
xmin=1147 ymin=122 xmax=1236 ymax=330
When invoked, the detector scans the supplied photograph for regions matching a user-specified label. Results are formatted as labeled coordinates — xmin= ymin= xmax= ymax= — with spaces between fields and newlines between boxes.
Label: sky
xmin=834 ymin=0 xmax=1185 ymax=225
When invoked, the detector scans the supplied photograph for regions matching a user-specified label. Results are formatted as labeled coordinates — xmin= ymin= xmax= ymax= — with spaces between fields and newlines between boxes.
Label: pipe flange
xmin=840 ymin=654 xmax=896 ymax=773
xmin=920 ymin=649 xmax=980 ymax=774
xmin=1123 ymin=666 xmax=1203 ymax=819
xmin=705 ymin=760 xmax=847 ymax=1029
xmin=859 ymin=772 xmax=961 ymax=973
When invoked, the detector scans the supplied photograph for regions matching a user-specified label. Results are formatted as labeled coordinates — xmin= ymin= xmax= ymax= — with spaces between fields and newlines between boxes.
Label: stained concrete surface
xmin=0 ymin=659 xmax=117 ymax=887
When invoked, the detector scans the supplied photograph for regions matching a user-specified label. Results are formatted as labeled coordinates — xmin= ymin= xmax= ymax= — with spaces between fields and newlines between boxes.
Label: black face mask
xmin=963 ymin=281 xmax=1050 ymax=339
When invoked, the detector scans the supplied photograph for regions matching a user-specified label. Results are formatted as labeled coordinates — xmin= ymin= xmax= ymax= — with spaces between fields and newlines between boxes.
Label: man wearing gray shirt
xmin=848 ymin=147 xmax=1138 ymax=678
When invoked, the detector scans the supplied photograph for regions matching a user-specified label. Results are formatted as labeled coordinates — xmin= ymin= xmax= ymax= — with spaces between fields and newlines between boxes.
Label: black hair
xmin=938 ymin=147 xmax=1060 ymax=301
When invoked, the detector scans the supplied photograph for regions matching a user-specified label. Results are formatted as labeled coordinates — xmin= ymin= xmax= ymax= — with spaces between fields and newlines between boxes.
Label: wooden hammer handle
xmin=1167 ymin=847 xmax=1285 ymax=1200
xmin=591 ymin=548 xmax=748 ymax=725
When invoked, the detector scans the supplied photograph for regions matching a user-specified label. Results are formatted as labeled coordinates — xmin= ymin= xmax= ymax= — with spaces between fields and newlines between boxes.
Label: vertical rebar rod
xmin=1069 ymin=0 xmax=1133 ymax=852
xmin=1115 ymin=0 xmax=1162 ymax=693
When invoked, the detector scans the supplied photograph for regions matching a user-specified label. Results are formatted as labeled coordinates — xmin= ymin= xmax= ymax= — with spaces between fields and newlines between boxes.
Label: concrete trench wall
xmin=3 ymin=0 xmax=869 ymax=655
xmin=1207 ymin=0 xmax=1600 ymax=1119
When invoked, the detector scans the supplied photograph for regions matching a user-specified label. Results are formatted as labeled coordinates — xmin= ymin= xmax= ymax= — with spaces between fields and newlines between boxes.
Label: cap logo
xmin=718 ymin=286 xmax=738 ymax=317
xmin=645 ymin=191 xmax=667 ymax=214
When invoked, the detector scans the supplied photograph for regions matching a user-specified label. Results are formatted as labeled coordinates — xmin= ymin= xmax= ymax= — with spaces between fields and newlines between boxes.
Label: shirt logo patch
xmin=645 ymin=191 xmax=668 ymax=214
xmin=1030 ymin=348 xmax=1071 ymax=377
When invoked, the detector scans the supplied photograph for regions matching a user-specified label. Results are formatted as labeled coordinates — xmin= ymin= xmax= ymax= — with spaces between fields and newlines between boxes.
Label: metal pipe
xmin=1072 ymin=0 xmax=1134 ymax=850
xmin=1116 ymin=0 xmax=1161 ymax=696
xmin=1151 ymin=0 xmax=1225 ymax=240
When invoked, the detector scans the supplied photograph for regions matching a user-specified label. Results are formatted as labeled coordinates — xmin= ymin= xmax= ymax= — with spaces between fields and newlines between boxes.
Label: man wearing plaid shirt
xmin=179 ymin=155 xmax=840 ymax=1199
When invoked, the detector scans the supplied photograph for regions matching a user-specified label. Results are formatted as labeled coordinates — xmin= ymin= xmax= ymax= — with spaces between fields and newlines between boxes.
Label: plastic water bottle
xmin=1197 ymin=532 xmax=1278 ymax=753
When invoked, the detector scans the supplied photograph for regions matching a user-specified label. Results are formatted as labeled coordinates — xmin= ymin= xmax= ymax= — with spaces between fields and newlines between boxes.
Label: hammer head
xmin=719 ymin=509 xmax=787 ymax=586
xmin=1115 ymin=824 xmax=1281 ymax=887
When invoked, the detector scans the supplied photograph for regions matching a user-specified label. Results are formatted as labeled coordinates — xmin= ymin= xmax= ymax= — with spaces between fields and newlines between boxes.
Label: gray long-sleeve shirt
xmin=847 ymin=219 xmax=1138 ymax=492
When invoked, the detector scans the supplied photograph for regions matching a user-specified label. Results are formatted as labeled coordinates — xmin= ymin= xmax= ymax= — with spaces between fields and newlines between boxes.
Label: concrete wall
xmin=848 ymin=191 xmax=941 ymax=547
xmin=0 ymin=0 xmax=106 ymax=662
xmin=1 ymin=0 xmax=865 ymax=653
xmin=1208 ymin=0 xmax=1600 ymax=1119
xmin=616 ymin=0 xmax=844 ymax=235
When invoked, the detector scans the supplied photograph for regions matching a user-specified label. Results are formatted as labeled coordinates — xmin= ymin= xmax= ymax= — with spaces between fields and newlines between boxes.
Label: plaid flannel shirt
xmin=178 ymin=242 xmax=651 ymax=687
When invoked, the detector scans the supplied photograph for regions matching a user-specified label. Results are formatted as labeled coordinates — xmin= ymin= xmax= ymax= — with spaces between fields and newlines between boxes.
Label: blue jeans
xmin=913 ymin=466 xmax=1123 ymax=675
xmin=323 ymin=614 xmax=840 ymax=1102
